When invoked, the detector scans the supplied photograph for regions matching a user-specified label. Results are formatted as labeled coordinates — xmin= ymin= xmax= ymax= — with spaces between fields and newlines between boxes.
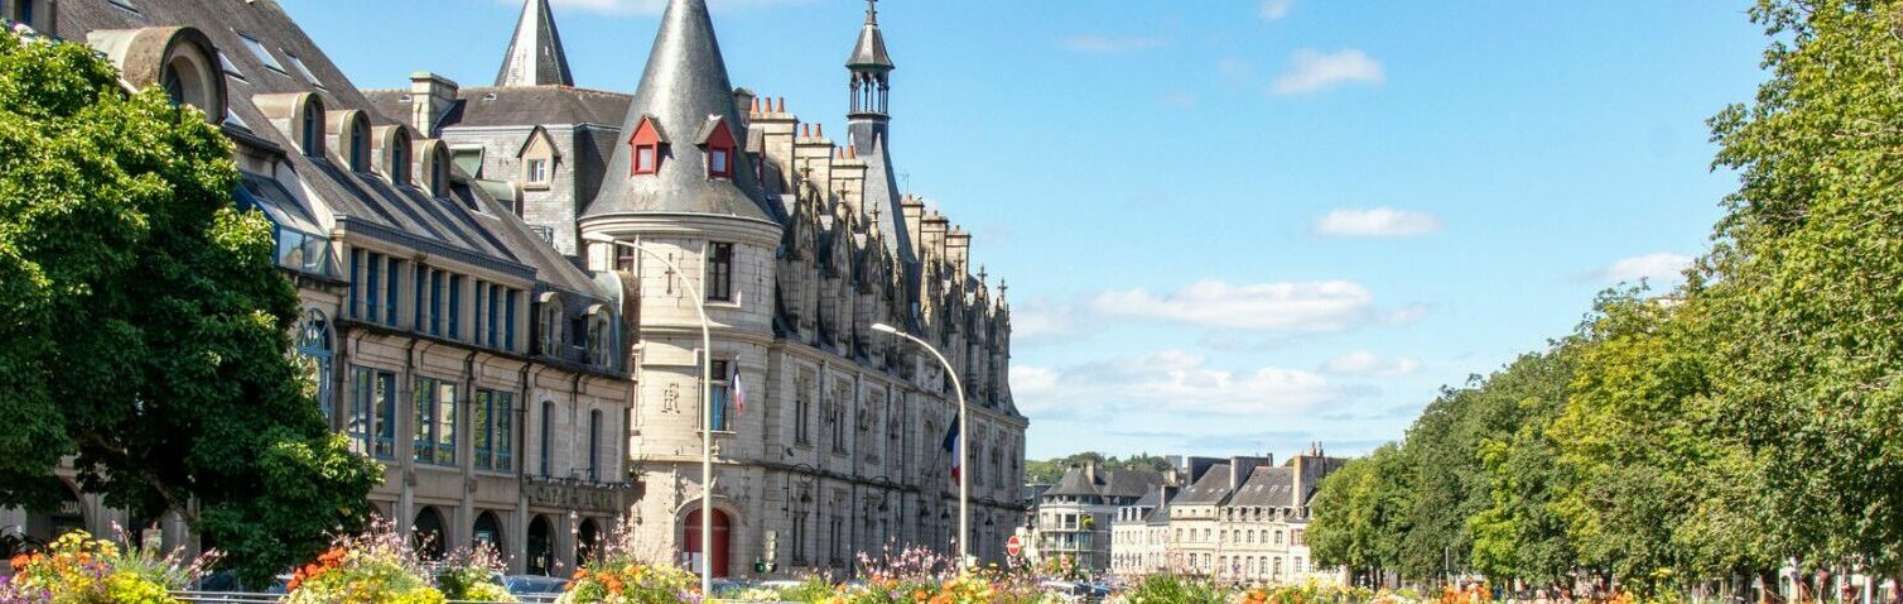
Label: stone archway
xmin=576 ymin=518 xmax=602 ymax=566
xmin=526 ymin=515 xmax=555 ymax=576
xmin=472 ymin=511 xmax=505 ymax=553
xmin=412 ymin=506 xmax=447 ymax=561
xmin=24 ymin=481 xmax=86 ymax=544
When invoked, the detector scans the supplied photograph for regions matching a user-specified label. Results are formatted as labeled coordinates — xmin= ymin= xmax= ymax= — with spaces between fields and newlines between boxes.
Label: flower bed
xmin=282 ymin=522 xmax=446 ymax=604
xmin=1 ymin=529 xmax=214 ymax=604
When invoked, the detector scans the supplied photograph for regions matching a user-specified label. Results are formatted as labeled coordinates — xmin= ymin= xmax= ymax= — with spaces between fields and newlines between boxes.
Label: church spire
xmin=495 ymin=0 xmax=575 ymax=87
xmin=847 ymin=0 xmax=894 ymax=117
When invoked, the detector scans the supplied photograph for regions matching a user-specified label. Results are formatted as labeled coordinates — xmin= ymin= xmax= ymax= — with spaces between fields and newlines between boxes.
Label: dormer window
xmin=299 ymin=95 xmax=325 ymax=158
xmin=349 ymin=117 xmax=371 ymax=172
xmin=417 ymin=140 xmax=450 ymax=197
xmin=694 ymin=116 xmax=737 ymax=180
xmin=628 ymin=115 xmax=666 ymax=176
xmin=517 ymin=128 xmax=557 ymax=190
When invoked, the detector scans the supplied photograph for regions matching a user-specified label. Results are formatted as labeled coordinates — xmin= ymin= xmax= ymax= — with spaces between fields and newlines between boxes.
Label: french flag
xmin=943 ymin=413 xmax=960 ymax=484
xmin=730 ymin=362 xmax=746 ymax=414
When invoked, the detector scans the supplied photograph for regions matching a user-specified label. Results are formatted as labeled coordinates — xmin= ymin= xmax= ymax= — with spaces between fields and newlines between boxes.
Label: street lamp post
xmin=870 ymin=322 xmax=970 ymax=571
xmin=582 ymin=232 xmax=715 ymax=597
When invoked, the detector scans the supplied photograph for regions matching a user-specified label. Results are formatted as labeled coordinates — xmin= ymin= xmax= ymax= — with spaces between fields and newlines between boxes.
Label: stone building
xmin=4 ymin=0 xmax=639 ymax=575
xmin=1108 ymin=447 xmax=1349 ymax=585
xmin=357 ymin=0 xmax=1028 ymax=579
xmin=1033 ymin=464 xmax=1166 ymax=574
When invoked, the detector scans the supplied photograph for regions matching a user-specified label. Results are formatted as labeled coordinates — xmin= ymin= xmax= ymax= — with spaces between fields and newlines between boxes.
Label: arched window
xmin=295 ymin=309 xmax=334 ymax=424
xmin=390 ymin=134 xmax=412 ymax=186
xmin=412 ymin=507 xmax=448 ymax=561
xmin=299 ymin=96 xmax=325 ymax=157
xmin=536 ymin=296 xmax=562 ymax=356
xmin=349 ymin=117 xmax=371 ymax=172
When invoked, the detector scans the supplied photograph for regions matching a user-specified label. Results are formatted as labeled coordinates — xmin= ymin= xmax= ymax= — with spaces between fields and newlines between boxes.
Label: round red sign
xmin=1006 ymin=535 xmax=1023 ymax=557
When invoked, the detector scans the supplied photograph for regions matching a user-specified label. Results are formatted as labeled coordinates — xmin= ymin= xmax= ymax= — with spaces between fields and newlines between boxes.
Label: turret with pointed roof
xmin=582 ymin=0 xmax=772 ymax=222
xmin=496 ymin=0 xmax=576 ymax=87
xmin=845 ymin=0 xmax=915 ymax=273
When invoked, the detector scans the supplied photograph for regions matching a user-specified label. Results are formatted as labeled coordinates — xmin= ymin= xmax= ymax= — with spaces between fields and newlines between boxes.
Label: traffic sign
xmin=1006 ymin=534 xmax=1023 ymax=557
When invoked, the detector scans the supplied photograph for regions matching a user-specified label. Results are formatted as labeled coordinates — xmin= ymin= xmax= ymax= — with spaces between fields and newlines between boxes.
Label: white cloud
xmin=1323 ymin=351 xmax=1421 ymax=377
xmin=1600 ymin=252 xmax=1693 ymax=284
xmin=541 ymin=0 xmax=809 ymax=15
xmin=1313 ymin=207 xmax=1443 ymax=237
xmin=1060 ymin=34 xmax=1168 ymax=54
xmin=1272 ymin=48 xmax=1385 ymax=95
xmin=1092 ymin=280 xmax=1376 ymax=332
xmin=1013 ymin=350 xmax=1337 ymax=417
xmin=1009 ymin=300 xmax=1081 ymax=342
xmin=1259 ymin=0 xmax=1294 ymax=21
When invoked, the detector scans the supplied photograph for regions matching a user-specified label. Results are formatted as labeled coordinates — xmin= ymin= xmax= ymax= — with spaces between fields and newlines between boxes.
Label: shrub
xmin=282 ymin=522 xmax=445 ymax=604
xmin=0 ymin=529 xmax=215 ymax=604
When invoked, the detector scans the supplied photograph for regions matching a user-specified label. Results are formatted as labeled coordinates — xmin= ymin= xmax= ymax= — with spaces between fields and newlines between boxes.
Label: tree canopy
xmin=1308 ymin=0 xmax=1903 ymax=596
xmin=0 ymin=31 xmax=379 ymax=585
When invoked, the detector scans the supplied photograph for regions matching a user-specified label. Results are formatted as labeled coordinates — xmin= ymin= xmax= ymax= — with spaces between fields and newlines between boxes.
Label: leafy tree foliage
xmin=1025 ymin=452 xmax=1173 ymax=484
xmin=1308 ymin=444 xmax=1413 ymax=587
xmin=0 ymin=32 xmax=379 ymax=585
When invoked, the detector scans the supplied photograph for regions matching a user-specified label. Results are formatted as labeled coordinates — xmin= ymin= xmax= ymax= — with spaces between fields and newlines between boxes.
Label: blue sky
xmin=280 ymin=0 xmax=1770 ymax=460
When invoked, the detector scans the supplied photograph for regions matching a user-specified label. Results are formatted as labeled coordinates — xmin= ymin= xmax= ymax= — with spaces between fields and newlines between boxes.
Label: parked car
xmin=503 ymin=574 xmax=568 ymax=597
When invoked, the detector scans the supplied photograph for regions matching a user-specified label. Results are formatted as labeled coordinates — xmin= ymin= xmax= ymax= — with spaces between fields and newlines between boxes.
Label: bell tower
xmin=846 ymin=0 xmax=895 ymax=120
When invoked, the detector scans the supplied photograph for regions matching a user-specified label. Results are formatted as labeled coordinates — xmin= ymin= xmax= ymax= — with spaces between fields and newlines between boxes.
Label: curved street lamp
xmin=870 ymin=322 xmax=970 ymax=570
xmin=582 ymin=232 xmax=715 ymax=597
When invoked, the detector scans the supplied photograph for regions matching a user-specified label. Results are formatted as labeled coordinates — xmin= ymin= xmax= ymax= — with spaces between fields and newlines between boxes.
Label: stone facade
xmin=1109 ymin=449 xmax=1349 ymax=586
xmin=5 ymin=0 xmax=640 ymax=576
xmin=1032 ymin=464 xmax=1166 ymax=573
xmin=358 ymin=0 xmax=1028 ymax=579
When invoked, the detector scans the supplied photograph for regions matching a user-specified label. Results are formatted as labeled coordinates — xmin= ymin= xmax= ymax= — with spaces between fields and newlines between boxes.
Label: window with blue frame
xmin=413 ymin=267 xmax=426 ymax=330
xmin=429 ymin=271 xmax=443 ymax=336
xmin=448 ymin=275 xmax=463 ymax=339
xmin=539 ymin=401 xmax=554 ymax=477
xmin=413 ymin=377 xmax=456 ymax=466
xmin=236 ymin=173 xmax=335 ymax=277
xmin=365 ymin=253 xmax=382 ymax=323
xmin=475 ymin=390 xmax=514 ymax=472
xmin=349 ymin=367 xmax=397 ymax=460
xmin=505 ymin=291 xmax=518 ymax=351
xmin=487 ymin=284 xmax=501 ymax=348
xmin=348 ymin=249 xmax=363 ymax=318
xmin=709 ymin=359 xmax=731 ymax=432
xmin=588 ymin=409 xmax=602 ymax=482
xmin=383 ymin=256 xmax=400 ymax=326
xmin=474 ymin=279 xmax=486 ymax=343
xmin=296 ymin=309 xmax=333 ymax=424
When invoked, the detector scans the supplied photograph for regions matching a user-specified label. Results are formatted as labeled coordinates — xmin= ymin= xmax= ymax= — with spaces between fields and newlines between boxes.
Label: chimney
xmin=733 ymin=87 xmax=756 ymax=127
xmin=409 ymin=72 xmax=459 ymax=138
xmin=901 ymin=196 xmax=926 ymax=257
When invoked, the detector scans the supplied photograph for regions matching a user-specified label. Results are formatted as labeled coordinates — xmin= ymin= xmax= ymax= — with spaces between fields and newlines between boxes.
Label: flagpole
xmin=585 ymin=234 xmax=714 ymax=597
xmin=871 ymin=323 xmax=969 ymax=571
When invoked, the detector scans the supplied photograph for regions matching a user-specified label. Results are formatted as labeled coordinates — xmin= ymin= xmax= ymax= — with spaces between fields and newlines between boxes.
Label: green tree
xmin=1703 ymin=0 xmax=1903 ymax=588
xmin=1466 ymin=347 xmax=1578 ymax=590
xmin=1310 ymin=443 xmax=1414 ymax=587
xmin=0 ymin=32 xmax=379 ymax=585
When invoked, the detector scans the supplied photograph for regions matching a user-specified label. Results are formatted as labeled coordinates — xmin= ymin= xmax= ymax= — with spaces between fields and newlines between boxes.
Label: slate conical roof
xmin=496 ymin=0 xmax=575 ymax=87
xmin=582 ymin=0 xmax=772 ymax=222
xmin=847 ymin=1 xmax=895 ymax=71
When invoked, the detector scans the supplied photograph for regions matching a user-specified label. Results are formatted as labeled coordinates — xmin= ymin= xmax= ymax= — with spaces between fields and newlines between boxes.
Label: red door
xmin=683 ymin=509 xmax=732 ymax=578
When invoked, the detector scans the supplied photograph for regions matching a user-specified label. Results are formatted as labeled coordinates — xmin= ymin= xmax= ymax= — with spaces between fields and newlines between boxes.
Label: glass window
xmin=429 ymin=270 xmax=444 ymax=336
xmin=412 ymin=267 xmax=425 ymax=330
xmin=237 ymin=33 xmax=286 ymax=74
xmin=707 ymin=148 xmax=730 ymax=177
xmin=413 ymin=377 xmax=456 ymax=466
xmin=364 ymin=252 xmax=382 ymax=323
xmin=348 ymin=249 xmax=363 ymax=318
xmin=487 ymin=284 xmax=501 ymax=348
xmin=296 ymin=309 xmax=333 ymax=423
xmin=301 ymin=110 xmax=319 ymax=156
xmin=474 ymin=390 xmax=514 ymax=472
xmin=448 ymin=275 xmax=463 ymax=339
xmin=588 ymin=409 xmax=602 ymax=482
xmin=391 ymin=136 xmax=411 ymax=185
xmin=539 ymin=401 xmax=555 ymax=477
xmin=350 ymin=367 xmax=397 ymax=460
xmin=350 ymin=120 xmax=371 ymax=172
xmin=708 ymin=359 xmax=731 ymax=432
xmin=384 ymin=256 xmax=400 ymax=326
xmin=505 ymin=290 xmax=518 ymax=351
xmin=634 ymin=146 xmax=656 ymax=174
xmin=526 ymin=159 xmax=549 ymax=183
xmin=285 ymin=53 xmax=324 ymax=89
xmin=705 ymin=242 xmax=733 ymax=302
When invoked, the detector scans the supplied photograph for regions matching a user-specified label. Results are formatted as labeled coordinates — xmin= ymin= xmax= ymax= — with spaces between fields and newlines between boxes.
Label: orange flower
xmin=913 ymin=589 xmax=930 ymax=602
xmin=572 ymin=569 xmax=588 ymax=580
xmin=8 ymin=554 xmax=28 ymax=572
